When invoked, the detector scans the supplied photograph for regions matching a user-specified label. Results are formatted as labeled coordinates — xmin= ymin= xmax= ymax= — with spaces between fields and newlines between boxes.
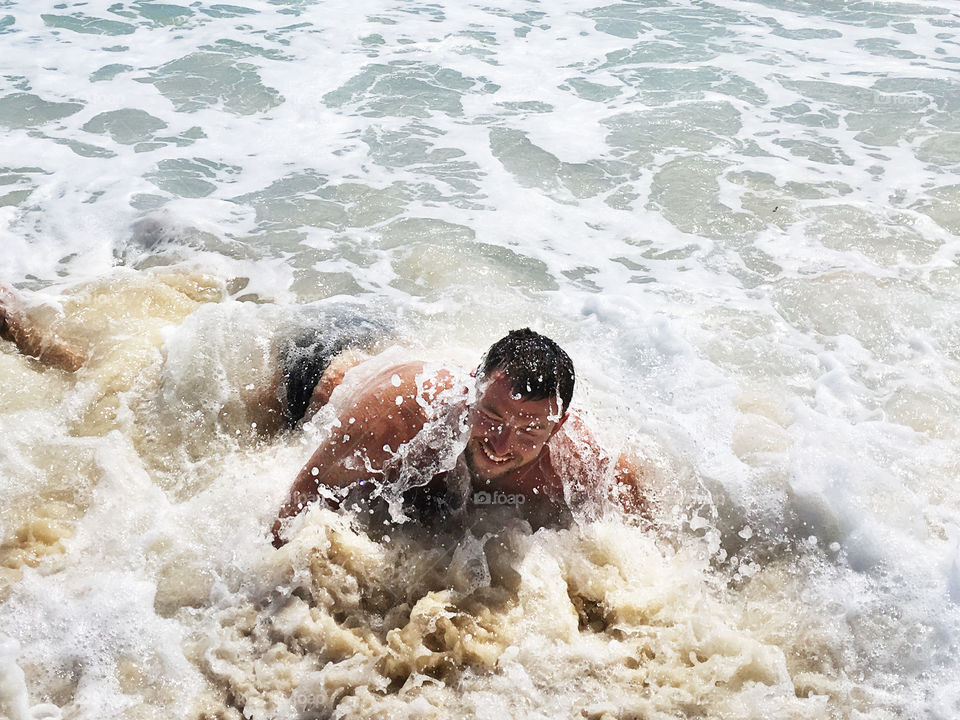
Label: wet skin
xmin=0 ymin=285 xmax=86 ymax=372
xmin=464 ymin=372 xmax=567 ymax=490
xmin=272 ymin=365 xmax=573 ymax=547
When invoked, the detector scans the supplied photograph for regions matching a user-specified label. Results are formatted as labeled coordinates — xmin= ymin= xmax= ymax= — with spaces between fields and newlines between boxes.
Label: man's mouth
xmin=480 ymin=440 xmax=510 ymax=464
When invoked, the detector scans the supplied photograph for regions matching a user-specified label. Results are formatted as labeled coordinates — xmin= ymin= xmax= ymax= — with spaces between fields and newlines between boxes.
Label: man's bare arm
xmin=610 ymin=453 xmax=651 ymax=518
xmin=270 ymin=362 xmax=430 ymax=547
xmin=270 ymin=422 xmax=380 ymax=547
xmin=553 ymin=414 xmax=652 ymax=519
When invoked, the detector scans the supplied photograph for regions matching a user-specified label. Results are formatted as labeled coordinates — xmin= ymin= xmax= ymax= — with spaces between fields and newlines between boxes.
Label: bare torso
xmin=272 ymin=358 xmax=577 ymax=545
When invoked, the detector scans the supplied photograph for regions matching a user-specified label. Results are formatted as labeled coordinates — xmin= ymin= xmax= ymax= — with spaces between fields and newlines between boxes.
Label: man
xmin=272 ymin=328 xmax=642 ymax=547
xmin=1 ymin=288 xmax=641 ymax=534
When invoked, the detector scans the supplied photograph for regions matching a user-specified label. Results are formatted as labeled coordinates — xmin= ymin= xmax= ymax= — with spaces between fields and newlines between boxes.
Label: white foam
xmin=1 ymin=0 xmax=959 ymax=716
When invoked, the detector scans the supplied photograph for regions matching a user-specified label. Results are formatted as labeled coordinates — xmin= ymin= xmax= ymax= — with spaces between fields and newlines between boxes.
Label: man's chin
xmin=464 ymin=446 xmax=515 ymax=484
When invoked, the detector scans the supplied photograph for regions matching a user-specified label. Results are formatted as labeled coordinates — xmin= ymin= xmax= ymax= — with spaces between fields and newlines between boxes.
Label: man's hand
xmin=271 ymin=468 xmax=325 ymax=548
xmin=271 ymin=516 xmax=287 ymax=549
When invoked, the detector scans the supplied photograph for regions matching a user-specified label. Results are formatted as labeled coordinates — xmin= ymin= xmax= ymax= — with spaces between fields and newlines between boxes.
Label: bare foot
xmin=0 ymin=285 xmax=86 ymax=372
xmin=0 ymin=284 xmax=20 ymax=342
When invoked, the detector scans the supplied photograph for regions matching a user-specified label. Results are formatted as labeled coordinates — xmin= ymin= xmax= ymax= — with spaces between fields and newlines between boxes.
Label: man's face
xmin=464 ymin=371 xmax=566 ymax=484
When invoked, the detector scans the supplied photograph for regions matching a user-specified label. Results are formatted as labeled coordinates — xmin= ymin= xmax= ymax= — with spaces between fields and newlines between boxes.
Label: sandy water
xmin=1 ymin=0 xmax=959 ymax=718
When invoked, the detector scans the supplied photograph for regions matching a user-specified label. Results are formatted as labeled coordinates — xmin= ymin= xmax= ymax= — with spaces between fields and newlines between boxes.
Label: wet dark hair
xmin=478 ymin=328 xmax=575 ymax=413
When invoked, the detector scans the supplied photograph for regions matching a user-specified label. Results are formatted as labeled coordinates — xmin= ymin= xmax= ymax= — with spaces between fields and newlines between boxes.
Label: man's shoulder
xmin=339 ymin=359 xmax=467 ymax=441
xmin=544 ymin=413 xmax=615 ymax=481
xmin=361 ymin=360 xmax=462 ymax=402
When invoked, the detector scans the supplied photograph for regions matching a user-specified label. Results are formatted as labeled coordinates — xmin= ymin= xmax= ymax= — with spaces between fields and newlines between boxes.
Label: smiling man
xmin=272 ymin=328 xmax=642 ymax=547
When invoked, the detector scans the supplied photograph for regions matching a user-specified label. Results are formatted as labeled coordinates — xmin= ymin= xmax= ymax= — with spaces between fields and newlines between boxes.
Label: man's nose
xmin=488 ymin=424 xmax=512 ymax=454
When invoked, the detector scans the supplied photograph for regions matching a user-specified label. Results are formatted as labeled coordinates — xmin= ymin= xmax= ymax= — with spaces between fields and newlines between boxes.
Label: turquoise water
xmin=1 ymin=1 xmax=959 ymax=718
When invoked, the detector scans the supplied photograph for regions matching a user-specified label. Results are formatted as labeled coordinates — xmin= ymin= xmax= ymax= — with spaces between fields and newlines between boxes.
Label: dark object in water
xmin=278 ymin=306 xmax=390 ymax=426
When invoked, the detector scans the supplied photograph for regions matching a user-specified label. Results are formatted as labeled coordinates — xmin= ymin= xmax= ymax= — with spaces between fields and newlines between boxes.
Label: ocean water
xmin=1 ymin=0 xmax=959 ymax=717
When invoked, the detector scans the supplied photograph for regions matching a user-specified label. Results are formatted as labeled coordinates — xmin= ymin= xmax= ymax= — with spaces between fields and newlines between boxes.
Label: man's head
xmin=465 ymin=329 xmax=575 ymax=483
